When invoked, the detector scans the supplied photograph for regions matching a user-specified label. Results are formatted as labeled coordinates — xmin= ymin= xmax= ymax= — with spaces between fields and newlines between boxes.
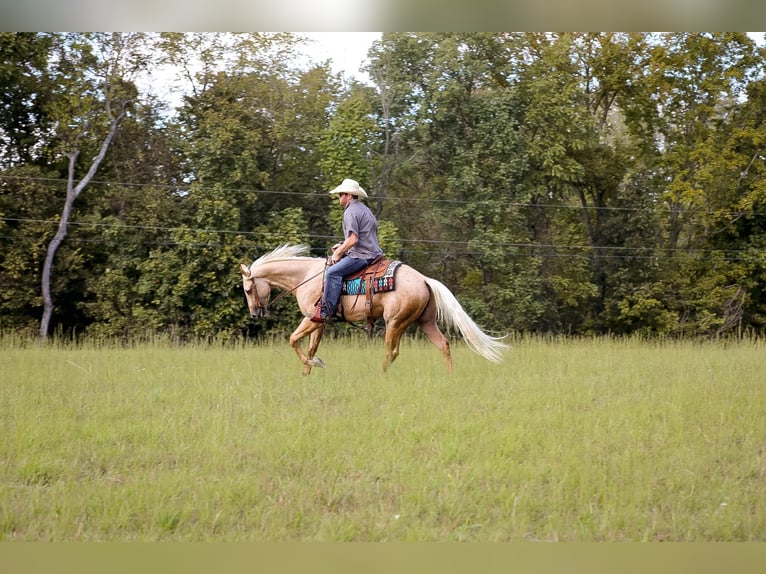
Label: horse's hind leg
xmin=419 ymin=319 xmax=452 ymax=374
xmin=383 ymin=321 xmax=408 ymax=372
xmin=289 ymin=317 xmax=326 ymax=375
xmin=416 ymin=296 xmax=452 ymax=374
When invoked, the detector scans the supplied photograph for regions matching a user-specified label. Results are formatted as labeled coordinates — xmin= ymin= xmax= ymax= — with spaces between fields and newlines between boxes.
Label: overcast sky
xmin=300 ymin=32 xmax=382 ymax=84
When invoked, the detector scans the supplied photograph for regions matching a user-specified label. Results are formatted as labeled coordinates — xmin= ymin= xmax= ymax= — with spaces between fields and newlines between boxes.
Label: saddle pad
xmin=342 ymin=260 xmax=401 ymax=296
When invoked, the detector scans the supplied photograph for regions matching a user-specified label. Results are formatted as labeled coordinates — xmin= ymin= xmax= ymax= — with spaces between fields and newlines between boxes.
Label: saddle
xmin=340 ymin=256 xmax=402 ymax=329
xmin=342 ymin=256 xmax=401 ymax=295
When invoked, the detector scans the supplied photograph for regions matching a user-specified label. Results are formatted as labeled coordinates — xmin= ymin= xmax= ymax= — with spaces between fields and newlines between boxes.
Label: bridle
xmin=247 ymin=278 xmax=269 ymax=318
xmin=245 ymin=262 xmax=329 ymax=319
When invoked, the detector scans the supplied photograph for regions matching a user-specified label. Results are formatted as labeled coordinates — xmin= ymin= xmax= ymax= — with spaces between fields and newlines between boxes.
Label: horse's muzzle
xmin=250 ymin=308 xmax=268 ymax=319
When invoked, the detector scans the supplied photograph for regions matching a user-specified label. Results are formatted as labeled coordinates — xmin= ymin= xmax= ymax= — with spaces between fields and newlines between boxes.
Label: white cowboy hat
xmin=328 ymin=178 xmax=368 ymax=199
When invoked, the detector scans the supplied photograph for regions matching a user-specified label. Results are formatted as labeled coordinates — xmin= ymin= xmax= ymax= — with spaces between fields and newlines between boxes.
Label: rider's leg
xmin=320 ymin=256 xmax=368 ymax=319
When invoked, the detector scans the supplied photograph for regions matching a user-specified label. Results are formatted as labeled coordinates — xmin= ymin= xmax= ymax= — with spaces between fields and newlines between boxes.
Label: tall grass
xmin=1 ymin=335 xmax=764 ymax=540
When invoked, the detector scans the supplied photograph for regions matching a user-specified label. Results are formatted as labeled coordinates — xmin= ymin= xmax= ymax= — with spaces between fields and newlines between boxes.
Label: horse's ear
xmin=240 ymin=263 xmax=251 ymax=278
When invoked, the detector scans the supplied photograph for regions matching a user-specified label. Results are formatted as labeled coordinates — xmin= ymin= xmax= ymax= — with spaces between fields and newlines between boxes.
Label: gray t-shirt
xmin=343 ymin=200 xmax=384 ymax=260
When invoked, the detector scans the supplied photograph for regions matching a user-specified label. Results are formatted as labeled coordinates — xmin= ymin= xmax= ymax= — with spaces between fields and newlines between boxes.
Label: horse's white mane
xmin=250 ymin=244 xmax=315 ymax=268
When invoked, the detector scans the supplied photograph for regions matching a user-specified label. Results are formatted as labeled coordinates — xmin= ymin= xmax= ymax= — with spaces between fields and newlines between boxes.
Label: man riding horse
xmin=311 ymin=178 xmax=384 ymax=325
xmin=240 ymin=179 xmax=507 ymax=374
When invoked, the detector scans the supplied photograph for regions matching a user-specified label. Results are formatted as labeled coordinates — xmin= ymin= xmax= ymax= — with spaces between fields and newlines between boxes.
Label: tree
xmin=39 ymin=103 xmax=129 ymax=341
xmin=367 ymin=34 xmax=538 ymax=330
xmin=77 ymin=100 xmax=187 ymax=339
xmin=4 ymin=32 xmax=766 ymax=341
xmin=318 ymin=83 xmax=376 ymax=200
xmin=37 ymin=33 xmax=147 ymax=342
xmin=0 ymin=33 xmax=53 ymax=168
xmin=151 ymin=33 xmax=339 ymax=338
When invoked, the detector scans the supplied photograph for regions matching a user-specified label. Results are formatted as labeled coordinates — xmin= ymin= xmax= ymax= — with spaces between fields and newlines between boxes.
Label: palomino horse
xmin=240 ymin=244 xmax=507 ymax=375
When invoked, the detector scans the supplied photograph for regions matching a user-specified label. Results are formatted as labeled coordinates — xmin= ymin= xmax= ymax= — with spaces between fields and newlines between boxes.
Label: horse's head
xmin=240 ymin=263 xmax=271 ymax=319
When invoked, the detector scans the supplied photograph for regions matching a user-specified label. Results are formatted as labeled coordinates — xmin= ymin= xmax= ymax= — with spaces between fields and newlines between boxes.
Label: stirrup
xmin=310 ymin=305 xmax=324 ymax=324
xmin=310 ymin=305 xmax=337 ymax=325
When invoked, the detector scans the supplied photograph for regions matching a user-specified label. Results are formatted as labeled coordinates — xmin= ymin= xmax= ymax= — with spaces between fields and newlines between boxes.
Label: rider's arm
xmin=330 ymin=232 xmax=358 ymax=264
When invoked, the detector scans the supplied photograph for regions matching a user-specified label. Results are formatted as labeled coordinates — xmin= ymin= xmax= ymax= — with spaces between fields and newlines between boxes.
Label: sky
xmin=299 ymin=32 xmax=382 ymax=84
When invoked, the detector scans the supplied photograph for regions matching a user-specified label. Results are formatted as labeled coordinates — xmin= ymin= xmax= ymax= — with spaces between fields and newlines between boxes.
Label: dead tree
xmin=39 ymin=101 xmax=129 ymax=343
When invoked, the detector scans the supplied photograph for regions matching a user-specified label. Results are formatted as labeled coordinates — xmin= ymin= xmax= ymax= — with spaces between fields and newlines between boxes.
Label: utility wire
xmin=3 ymin=218 xmax=765 ymax=262
xmin=1 ymin=215 xmax=762 ymax=253
xmin=2 ymin=174 xmax=764 ymax=216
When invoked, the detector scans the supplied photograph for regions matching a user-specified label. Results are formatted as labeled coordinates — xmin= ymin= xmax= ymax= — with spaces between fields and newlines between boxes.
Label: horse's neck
xmin=257 ymin=259 xmax=323 ymax=292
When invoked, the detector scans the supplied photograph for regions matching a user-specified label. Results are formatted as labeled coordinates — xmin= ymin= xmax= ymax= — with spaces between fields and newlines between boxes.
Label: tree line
xmin=1 ymin=32 xmax=765 ymax=341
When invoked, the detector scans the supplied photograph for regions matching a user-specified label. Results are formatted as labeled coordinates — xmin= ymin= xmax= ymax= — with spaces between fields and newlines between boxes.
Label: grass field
xmin=1 ymin=334 xmax=764 ymax=541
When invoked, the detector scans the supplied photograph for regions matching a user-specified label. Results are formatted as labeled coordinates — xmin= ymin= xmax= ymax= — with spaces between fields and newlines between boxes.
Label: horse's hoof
xmin=309 ymin=357 xmax=326 ymax=368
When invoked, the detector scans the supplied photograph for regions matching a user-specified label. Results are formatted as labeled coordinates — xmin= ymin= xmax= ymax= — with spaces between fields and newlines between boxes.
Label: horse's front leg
xmin=289 ymin=317 xmax=326 ymax=375
xmin=305 ymin=327 xmax=326 ymax=373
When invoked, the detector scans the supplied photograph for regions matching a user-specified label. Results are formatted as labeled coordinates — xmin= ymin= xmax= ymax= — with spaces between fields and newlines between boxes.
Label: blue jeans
xmin=321 ymin=256 xmax=372 ymax=318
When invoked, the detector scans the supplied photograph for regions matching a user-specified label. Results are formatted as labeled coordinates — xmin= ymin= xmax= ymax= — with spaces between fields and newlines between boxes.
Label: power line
xmin=3 ymin=217 xmax=766 ymax=262
xmin=1 ymin=234 xmax=762 ymax=262
xmin=0 ymin=215 xmax=757 ymax=252
xmin=2 ymin=174 xmax=763 ymax=216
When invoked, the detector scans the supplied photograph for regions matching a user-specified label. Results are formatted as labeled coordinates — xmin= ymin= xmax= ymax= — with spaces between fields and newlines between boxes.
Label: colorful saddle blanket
xmin=342 ymin=259 xmax=402 ymax=296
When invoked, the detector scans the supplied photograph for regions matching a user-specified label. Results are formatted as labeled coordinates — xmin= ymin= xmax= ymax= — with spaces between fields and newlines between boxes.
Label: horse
xmin=240 ymin=244 xmax=507 ymax=375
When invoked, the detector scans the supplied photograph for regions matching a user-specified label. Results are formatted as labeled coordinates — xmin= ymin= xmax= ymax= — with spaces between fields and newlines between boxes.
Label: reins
xmin=266 ymin=261 xmax=329 ymax=307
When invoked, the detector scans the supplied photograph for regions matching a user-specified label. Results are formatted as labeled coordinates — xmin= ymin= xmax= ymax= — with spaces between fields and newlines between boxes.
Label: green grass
xmin=1 ymin=335 xmax=764 ymax=541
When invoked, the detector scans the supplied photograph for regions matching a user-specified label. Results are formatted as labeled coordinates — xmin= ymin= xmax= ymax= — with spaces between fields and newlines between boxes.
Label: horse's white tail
xmin=425 ymin=277 xmax=508 ymax=363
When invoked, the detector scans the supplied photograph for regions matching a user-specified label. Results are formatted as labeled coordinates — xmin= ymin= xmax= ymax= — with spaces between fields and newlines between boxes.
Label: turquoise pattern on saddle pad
xmin=343 ymin=277 xmax=366 ymax=295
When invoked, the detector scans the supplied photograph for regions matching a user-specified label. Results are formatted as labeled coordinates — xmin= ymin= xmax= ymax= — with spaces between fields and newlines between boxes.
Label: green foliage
xmin=377 ymin=219 xmax=403 ymax=258
xmin=251 ymin=206 xmax=310 ymax=249
xmin=0 ymin=33 xmax=53 ymax=167
xmin=609 ymin=294 xmax=679 ymax=336
xmin=3 ymin=33 xmax=766 ymax=340
xmin=319 ymin=84 xmax=375 ymax=186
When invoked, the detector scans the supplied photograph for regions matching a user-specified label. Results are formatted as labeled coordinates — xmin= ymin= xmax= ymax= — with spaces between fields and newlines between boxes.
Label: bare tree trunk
xmin=39 ymin=104 xmax=128 ymax=343
xmin=372 ymin=64 xmax=395 ymax=218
